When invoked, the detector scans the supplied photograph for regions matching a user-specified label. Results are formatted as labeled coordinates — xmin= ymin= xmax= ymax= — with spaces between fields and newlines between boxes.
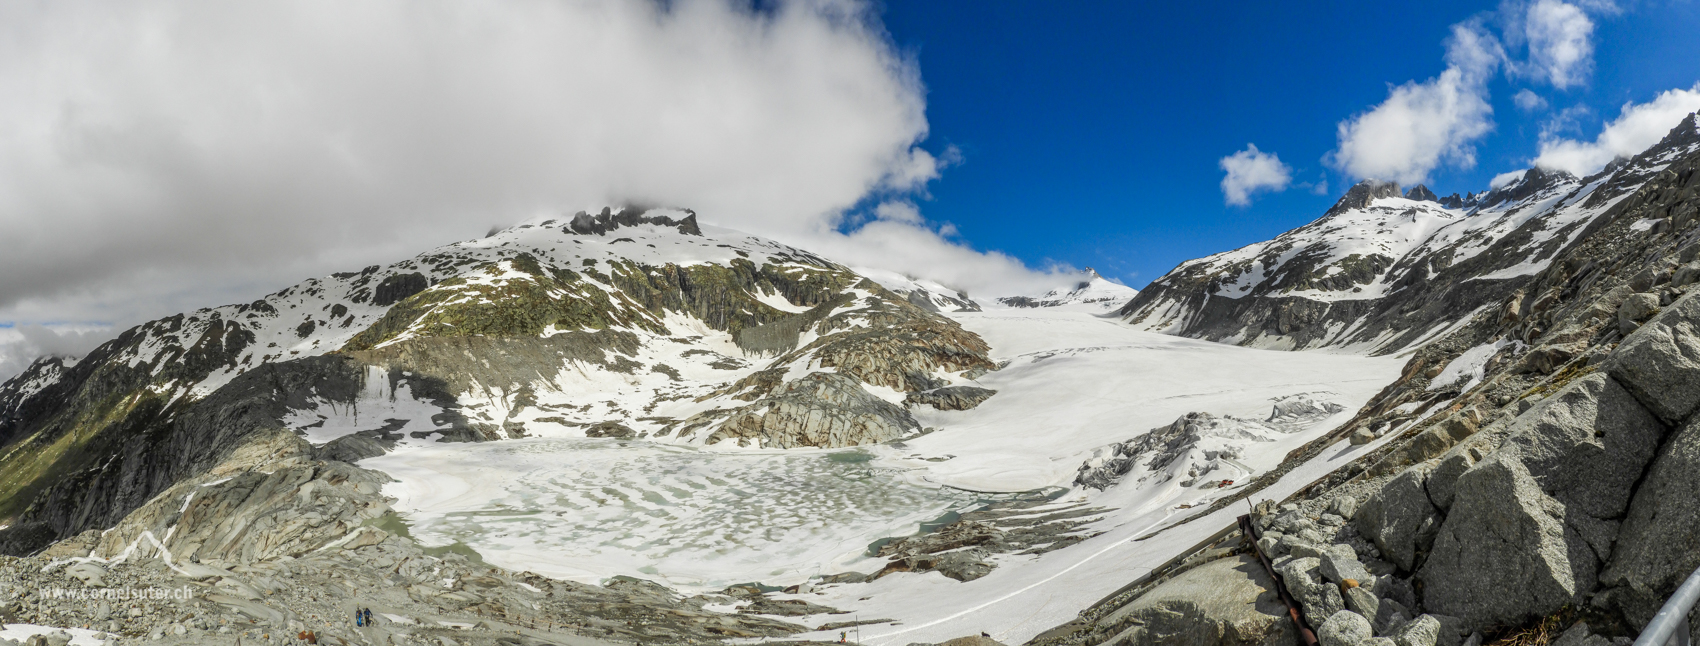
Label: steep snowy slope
xmin=996 ymin=269 xmax=1138 ymax=312
xmin=1122 ymin=113 xmax=1700 ymax=353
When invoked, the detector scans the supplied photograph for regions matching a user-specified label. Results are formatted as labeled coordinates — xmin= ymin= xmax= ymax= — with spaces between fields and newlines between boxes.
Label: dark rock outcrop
xmin=1405 ymin=185 xmax=1439 ymax=203
xmin=905 ymin=386 xmax=997 ymax=411
xmin=1327 ymin=179 xmax=1403 ymax=216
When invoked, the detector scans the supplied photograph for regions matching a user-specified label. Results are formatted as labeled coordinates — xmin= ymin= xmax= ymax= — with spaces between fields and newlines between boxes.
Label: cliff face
xmin=0 ymin=207 xmax=998 ymax=555
xmin=1034 ymin=113 xmax=1700 ymax=645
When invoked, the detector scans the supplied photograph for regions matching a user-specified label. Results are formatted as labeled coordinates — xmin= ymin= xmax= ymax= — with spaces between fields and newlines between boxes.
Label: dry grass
xmin=1487 ymin=614 xmax=1566 ymax=646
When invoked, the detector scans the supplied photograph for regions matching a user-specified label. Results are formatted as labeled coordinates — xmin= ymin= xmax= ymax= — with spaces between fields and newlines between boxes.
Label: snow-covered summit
xmin=995 ymin=269 xmax=1138 ymax=311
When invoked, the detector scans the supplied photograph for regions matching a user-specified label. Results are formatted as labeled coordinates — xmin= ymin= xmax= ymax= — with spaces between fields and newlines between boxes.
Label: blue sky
xmin=877 ymin=1 xmax=1700 ymax=287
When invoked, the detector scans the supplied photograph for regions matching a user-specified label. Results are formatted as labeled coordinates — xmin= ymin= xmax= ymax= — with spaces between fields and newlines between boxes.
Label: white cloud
xmin=0 ymin=324 xmax=113 ymax=381
xmin=1328 ymin=23 xmax=1502 ymax=184
xmin=1218 ymin=144 xmax=1292 ymax=206
xmin=1514 ymin=89 xmax=1549 ymax=112
xmin=0 ymin=0 xmax=1068 ymax=381
xmin=1491 ymin=170 xmax=1528 ymax=188
xmin=788 ymin=220 xmax=1080 ymax=300
xmin=1520 ymin=0 xmax=1596 ymax=89
xmin=1534 ymin=84 xmax=1700 ymax=176
xmin=873 ymin=201 xmax=924 ymax=224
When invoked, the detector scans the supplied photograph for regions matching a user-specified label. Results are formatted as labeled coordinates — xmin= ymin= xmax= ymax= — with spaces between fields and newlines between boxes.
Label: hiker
xmin=839 ymin=632 xmax=846 ymax=643
xmin=355 ymin=608 xmax=364 ymax=627
xmin=364 ymin=608 xmax=374 ymax=626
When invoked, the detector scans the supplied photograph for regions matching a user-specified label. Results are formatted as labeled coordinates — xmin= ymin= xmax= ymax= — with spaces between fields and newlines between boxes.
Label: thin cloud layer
xmin=0 ymin=0 xmax=1076 ymax=379
xmin=1218 ymin=144 xmax=1293 ymax=206
xmin=1535 ymin=84 xmax=1700 ymax=176
xmin=1514 ymin=89 xmax=1550 ymax=112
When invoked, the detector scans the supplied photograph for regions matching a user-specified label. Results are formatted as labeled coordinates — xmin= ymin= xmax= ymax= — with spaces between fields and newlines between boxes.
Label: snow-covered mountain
xmin=0 ymin=207 xmax=1006 ymax=553
xmin=1122 ymin=113 xmax=1700 ymax=353
xmin=996 ymin=269 xmax=1138 ymax=311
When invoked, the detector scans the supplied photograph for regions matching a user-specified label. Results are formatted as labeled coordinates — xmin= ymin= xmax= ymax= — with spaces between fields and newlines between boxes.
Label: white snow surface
xmin=0 ymin=624 xmax=110 ymax=645
xmin=361 ymin=308 xmax=1402 ymax=642
xmin=1428 ymin=339 xmax=1521 ymax=393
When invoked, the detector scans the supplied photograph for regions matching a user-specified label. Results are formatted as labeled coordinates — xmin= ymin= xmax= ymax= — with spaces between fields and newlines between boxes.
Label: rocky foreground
xmin=0 ymin=428 xmax=824 ymax=646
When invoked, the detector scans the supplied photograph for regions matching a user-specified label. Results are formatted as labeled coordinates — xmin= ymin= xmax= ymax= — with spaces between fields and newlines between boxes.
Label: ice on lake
xmin=366 ymin=437 xmax=979 ymax=590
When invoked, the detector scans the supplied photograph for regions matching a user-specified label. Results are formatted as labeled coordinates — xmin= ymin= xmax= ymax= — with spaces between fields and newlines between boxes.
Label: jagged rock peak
xmin=1439 ymin=192 xmax=1467 ymax=209
xmin=566 ymin=206 xmax=702 ymax=237
xmin=1404 ymin=184 xmax=1439 ymax=203
xmin=1326 ymin=179 xmax=1402 ymax=216
xmin=1076 ymin=267 xmax=1103 ymax=289
xmin=1480 ymin=167 xmax=1579 ymax=208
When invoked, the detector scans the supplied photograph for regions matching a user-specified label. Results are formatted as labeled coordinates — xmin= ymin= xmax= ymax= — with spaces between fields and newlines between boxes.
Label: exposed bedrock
xmin=1080 ymin=555 xmax=1294 ymax=646
xmin=905 ymin=385 xmax=997 ymax=411
xmin=707 ymin=372 xmax=919 ymax=448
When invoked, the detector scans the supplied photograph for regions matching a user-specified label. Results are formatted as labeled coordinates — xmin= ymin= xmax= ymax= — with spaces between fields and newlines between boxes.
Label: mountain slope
xmin=0 ymin=207 xmax=997 ymax=554
xmin=1120 ymin=113 xmax=1700 ymax=353
xmin=1032 ymin=112 xmax=1700 ymax=646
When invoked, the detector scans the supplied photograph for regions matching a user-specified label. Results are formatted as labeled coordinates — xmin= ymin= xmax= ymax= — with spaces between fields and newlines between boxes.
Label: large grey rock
xmin=1420 ymin=372 xmax=1667 ymax=631
xmin=1673 ymin=262 xmax=1700 ymax=289
xmin=1604 ymin=290 xmax=1700 ymax=424
xmin=1280 ymin=557 xmax=1346 ymax=622
xmin=1550 ymin=622 xmax=1611 ymax=646
xmin=1419 ymin=454 xmax=1596 ymax=629
xmin=1317 ymin=610 xmax=1373 ymax=646
xmin=1426 ymin=442 xmax=1489 ymax=511
xmin=1329 ymin=495 xmax=1358 ymax=520
xmin=1320 ymin=547 xmax=1372 ymax=585
xmin=1092 ymin=555 xmax=1294 ymax=645
xmin=1373 ymin=598 xmax=1412 ymax=636
xmin=1355 ymin=462 xmax=1441 ymax=572
xmin=1618 ymin=293 xmax=1661 ymax=335
xmin=1492 ymin=373 xmax=1665 ymax=520
xmin=1600 ymin=414 xmax=1700 ymax=636
xmin=1390 ymin=614 xmax=1459 ymax=646
xmin=1343 ymin=585 xmax=1380 ymax=619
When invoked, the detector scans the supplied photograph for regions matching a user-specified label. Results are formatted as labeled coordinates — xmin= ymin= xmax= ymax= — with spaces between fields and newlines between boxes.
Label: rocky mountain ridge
xmin=1120 ymin=113 xmax=1700 ymax=354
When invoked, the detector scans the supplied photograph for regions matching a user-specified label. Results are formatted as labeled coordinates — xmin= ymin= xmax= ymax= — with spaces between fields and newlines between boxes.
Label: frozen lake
xmin=364 ymin=438 xmax=980 ymax=589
